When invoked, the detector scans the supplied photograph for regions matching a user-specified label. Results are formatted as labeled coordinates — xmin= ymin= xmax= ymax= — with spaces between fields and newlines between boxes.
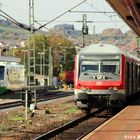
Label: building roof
xmin=0 ymin=56 xmax=20 ymax=63
xmin=106 ymin=0 xmax=140 ymax=36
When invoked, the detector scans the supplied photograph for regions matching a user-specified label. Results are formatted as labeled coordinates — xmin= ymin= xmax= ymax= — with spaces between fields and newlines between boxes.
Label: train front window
xmin=101 ymin=60 xmax=120 ymax=75
xmin=81 ymin=61 xmax=99 ymax=74
xmin=79 ymin=59 xmax=120 ymax=81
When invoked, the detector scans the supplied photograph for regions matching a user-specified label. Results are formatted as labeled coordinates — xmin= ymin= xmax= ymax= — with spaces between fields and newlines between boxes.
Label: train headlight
xmin=109 ymin=87 xmax=118 ymax=92
xmin=81 ymin=87 xmax=90 ymax=92
xmin=113 ymin=87 xmax=118 ymax=92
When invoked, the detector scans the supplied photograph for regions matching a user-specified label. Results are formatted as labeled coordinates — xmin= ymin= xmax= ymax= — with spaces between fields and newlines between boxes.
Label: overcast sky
xmin=0 ymin=0 xmax=130 ymax=34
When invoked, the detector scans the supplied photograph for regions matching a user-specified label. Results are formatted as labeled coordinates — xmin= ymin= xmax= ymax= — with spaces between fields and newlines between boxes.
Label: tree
xmin=16 ymin=34 xmax=76 ymax=77
xmin=47 ymin=35 xmax=75 ymax=76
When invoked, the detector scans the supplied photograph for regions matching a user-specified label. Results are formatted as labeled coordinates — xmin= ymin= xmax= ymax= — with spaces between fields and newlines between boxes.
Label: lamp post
xmin=60 ymin=64 xmax=63 ymax=89
xmin=60 ymin=64 xmax=63 ymax=76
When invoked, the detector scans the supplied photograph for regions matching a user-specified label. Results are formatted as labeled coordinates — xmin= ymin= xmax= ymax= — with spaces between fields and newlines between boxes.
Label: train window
xmin=101 ymin=61 xmax=120 ymax=74
xmin=81 ymin=61 xmax=99 ymax=73
xmin=0 ymin=66 xmax=5 ymax=80
xmin=7 ymin=67 xmax=25 ymax=84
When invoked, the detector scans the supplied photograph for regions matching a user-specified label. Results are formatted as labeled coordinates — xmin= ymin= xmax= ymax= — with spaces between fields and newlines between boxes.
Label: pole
xmin=43 ymin=42 xmax=45 ymax=76
xmin=25 ymin=90 xmax=28 ymax=121
xmin=29 ymin=0 xmax=36 ymax=107
xmin=48 ymin=47 xmax=53 ymax=86
xmin=82 ymin=14 xmax=88 ymax=47
xmin=40 ymin=54 xmax=42 ymax=75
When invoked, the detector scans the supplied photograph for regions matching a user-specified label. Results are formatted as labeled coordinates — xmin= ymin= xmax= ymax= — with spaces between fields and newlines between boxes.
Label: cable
xmin=84 ymin=1 xmax=120 ymax=27
xmin=69 ymin=10 xmax=115 ymax=14
xmin=0 ymin=9 xmax=31 ymax=31
xmin=35 ymin=0 xmax=88 ymax=32
xmin=35 ymin=20 xmax=82 ymax=44
xmin=36 ymin=20 xmax=122 ymax=23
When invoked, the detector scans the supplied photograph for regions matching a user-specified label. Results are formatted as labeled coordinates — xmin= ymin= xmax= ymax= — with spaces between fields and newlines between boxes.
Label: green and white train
xmin=0 ymin=56 xmax=25 ymax=94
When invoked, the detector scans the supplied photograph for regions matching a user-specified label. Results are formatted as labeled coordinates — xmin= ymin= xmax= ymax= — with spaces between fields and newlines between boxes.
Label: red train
xmin=59 ymin=71 xmax=74 ymax=85
xmin=74 ymin=43 xmax=140 ymax=113
xmin=65 ymin=71 xmax=74 ymax=85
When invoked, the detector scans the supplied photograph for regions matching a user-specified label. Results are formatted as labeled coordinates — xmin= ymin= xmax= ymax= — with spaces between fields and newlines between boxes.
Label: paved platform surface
xmin=82 ymin=99 xmax=140 ymax=140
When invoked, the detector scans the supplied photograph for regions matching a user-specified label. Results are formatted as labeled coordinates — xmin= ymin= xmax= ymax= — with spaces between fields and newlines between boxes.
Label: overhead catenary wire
xmin=35 ymin=20 xmax=82 ymax=45
xmin=0 ymin=0 xmax=133 ymax=48
xmin=0 ymin=9 xmax=20 ymax=24
xmin=69 ymin=10 xmax=115 ymax=14
xmin=85 ymin=1 xmax=122 ymax=27
xmin=36 ymin=20 xmax=122 ymax=23
xmin=35 ymin=0 xmax=88 ymax=32
xmin=1 ymin=2 xmax=28 ymax=18
xmin=0 ymin=9 xmax=31 ymax=31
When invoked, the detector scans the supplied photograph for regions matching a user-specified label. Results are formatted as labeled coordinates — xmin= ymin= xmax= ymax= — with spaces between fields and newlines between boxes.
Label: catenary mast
xmin=28 ymin=0 xmax=36 ymax=105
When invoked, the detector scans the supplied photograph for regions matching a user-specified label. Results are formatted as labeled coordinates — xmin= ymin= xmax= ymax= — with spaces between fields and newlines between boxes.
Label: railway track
xmin=34 ymin=108 xmax=112 ymax=140
xmin=0 ymin=91 xmax=73 ymax=110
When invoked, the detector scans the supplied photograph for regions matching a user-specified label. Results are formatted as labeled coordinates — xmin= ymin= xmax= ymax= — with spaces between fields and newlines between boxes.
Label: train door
xmin=126 ymin=62 xmax=130 ymax=95
xmin=133 ymin=63 xmax=137 ymax=92
xmin=135 ymin=65 xmax=138 ymax=91
xmin=138 ymin=65 xmax=140 ymax=90
xmin=131 ymin=62 xmax=134 ymax=93
xmin=135 ymin=64 xmax=139 ymax=92
xmin=129 ymin=62 xmax=133 ymax=94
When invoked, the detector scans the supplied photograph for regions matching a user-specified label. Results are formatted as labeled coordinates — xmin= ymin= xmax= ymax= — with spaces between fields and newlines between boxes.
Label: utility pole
xmin=42 ymin=42 xmax=45 ymax=76
xmin=93 ymin=25 xmax=95 ymax=34
xmin=28 ymin=0 xmax=36 ymax=105
xmin=82 ymin=14 xmax=88 ymax=47
xmin=48 ymin=47 xmax=53 ymax=86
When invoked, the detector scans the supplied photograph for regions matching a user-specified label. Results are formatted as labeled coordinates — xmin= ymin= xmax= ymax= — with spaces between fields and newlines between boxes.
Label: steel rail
xmin=34 ymin=108 xmax=108 ymax=140
xmin=0 ymin=91 xmax=73 ymax=110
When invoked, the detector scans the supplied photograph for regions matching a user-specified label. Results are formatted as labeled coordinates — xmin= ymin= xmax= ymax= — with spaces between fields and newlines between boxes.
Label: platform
xmin=82 ymin=100 xmax=140 ymax=140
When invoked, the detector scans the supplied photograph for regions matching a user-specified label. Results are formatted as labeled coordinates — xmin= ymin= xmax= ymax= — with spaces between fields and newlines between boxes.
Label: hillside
xmin=0 ymin=19 xmax=138 ymax=50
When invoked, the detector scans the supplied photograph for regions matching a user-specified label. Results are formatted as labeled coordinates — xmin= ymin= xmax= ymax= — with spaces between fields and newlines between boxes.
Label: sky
xmin=0 ymin=0 xmax=131 ymax=34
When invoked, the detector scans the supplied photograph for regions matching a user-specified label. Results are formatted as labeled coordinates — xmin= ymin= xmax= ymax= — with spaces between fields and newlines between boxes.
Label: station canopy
xmin=106 ymin=0 xmax=140 ymax=36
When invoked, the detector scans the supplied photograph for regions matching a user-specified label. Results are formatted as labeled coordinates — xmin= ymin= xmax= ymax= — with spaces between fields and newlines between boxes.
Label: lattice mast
xmin=28 ymin=0 xmax=36 ymax=104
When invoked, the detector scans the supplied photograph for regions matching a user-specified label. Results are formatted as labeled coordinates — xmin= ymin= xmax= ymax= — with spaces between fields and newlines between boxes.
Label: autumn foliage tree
xmin=17 ymin=34 xmax=76 ymax=77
